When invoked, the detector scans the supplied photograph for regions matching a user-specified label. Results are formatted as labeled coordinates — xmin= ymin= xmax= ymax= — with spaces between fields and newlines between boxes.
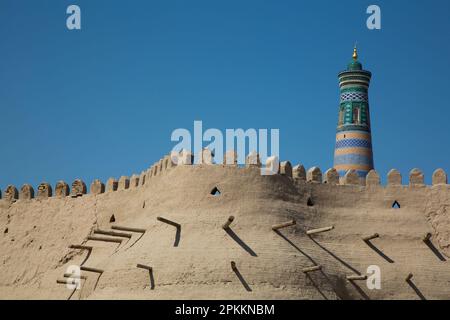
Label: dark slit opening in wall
xmin=392 ymin=201 xmax=401 ymax=209
xmin=109 ymin=214 xmax=116 ymax=223
xmin=211 ymin=187 xmax=221 ymax=196
xmin=307 ymin=197 xmax=314 ymax=207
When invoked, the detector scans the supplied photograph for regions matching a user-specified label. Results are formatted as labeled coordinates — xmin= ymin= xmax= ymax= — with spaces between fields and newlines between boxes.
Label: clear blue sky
xmin=1 ymin=0 xmax=449 ymax=190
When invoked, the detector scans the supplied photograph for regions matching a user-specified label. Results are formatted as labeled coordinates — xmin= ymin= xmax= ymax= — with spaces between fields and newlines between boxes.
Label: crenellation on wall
xmin=280 ymin=161 xmax=292 ymax=177
xmin=19 ymin=184 xmax=34 ymax=200
xmin=37 ymin=183 xmax=52 ymax=199
xmin=343 ymin=170 xmax=360 ymax=186
xmin=409 ymin=168 xmax=425 ymax=187
xmin=140 ymin=171 xmax=146 ymax=186
xmin=166 ymin=154 xmax=176 ymax=169
xmin=106 ymin=178 xmax=118 ymax=192
xmin=432 ymin=168 xmax=447 ymax=185
xmin=130 ymin=175 xmax=140 ymax=189
xmin=71 ymin=179 xmax=87 ymax=197
xmin=6 ymin=185 xmax=19 ymax=201
xmin=324 ymin=168 xmax=339 ymax=185
xmin=179 ymin=149 xmax=193 ymax=165
xmin=146 ymin=168 xmax=152 ymax=181
xmin=4 ymin=185 xmax=19 ymax=202
xmin=90 ymin=179 xmax=105 ymax=195
xmin=149 ymin=164 xmax=155 ymax=177
xmin=150 ymin=166 xmax=155 ymax=177
xmin=0 ymin=150 xmax=448 ymax=206
xmin=118 ymin=176 xmax=130 ymax=190
xmin=366 ymin=170 xmax=380 ymax=187
xmin=159 ymin=158 xmax=165 ymax=173
xmin=245 ymin=151 xmax=261 ymax=167
xmin=293 ymin=164 xmax=306 ymax=181
xmin=307 ymin=167 xmax=322 ymax=183
xmin=162 ymin=157 xmax=169 ymax=171
xmin=263 ymin=156 xmax=279 ymax=175
xmin=387 ymin=169 xmax=402 ymax=186
xmin=224 ymin=150 xmax=238 ymax=166
xmin=55 ymin=181 xmax=69 ymax=198
xmin=198 ymin=148 xmax=214 ymax=165
xmin=155 ymin=162 xmax=160 ymax=175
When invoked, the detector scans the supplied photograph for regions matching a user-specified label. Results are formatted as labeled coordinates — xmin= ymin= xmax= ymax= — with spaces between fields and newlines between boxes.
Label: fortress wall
xmin=0 ymin=151 xmax=449 ymax=299
xmin=304 ymin=179 xmax=450 ymax=299
xmin=94 ymin=165 xmax=450 ymax=299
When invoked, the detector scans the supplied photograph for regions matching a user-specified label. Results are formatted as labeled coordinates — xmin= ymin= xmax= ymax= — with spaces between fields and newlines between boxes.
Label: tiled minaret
xmin=333 ymin=46 xmax=374 ymax=179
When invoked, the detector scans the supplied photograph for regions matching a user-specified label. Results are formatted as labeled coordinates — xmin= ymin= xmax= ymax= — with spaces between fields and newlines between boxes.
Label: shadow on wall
xmin=225 ymin=227 xmax=257 ymax=257
xmin=231 ymin=262 xmax=252 ymax=292
xmin=157 ymin=216 xmax=181 ymax=247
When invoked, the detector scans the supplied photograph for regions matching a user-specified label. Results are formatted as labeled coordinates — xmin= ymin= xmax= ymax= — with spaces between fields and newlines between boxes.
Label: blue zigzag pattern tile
xmin=335 ymin=138 xmax=372 ymax=149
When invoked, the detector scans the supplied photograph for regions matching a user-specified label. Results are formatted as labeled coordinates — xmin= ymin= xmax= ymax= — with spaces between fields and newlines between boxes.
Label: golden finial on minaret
xmin=352 ymin=43 xmax=358 ymax=61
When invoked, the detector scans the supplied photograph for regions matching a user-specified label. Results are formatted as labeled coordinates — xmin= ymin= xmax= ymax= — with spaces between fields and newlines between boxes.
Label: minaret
xmin=333 ymin=46 xmax=374 ymax=180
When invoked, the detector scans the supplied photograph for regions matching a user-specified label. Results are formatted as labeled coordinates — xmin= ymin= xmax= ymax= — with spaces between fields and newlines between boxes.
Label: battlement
xmin=1 ymin=149 xmax=448 ymax=203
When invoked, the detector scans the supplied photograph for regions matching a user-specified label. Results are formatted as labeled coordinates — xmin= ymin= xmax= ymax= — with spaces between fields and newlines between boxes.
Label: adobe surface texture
xmin=0 ymin=157 xmax=449 ymax=300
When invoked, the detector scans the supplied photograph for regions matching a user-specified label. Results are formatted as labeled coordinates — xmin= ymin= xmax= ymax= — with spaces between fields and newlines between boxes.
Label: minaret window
xmin=352 ymin=107 xmax=360 ymax=124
